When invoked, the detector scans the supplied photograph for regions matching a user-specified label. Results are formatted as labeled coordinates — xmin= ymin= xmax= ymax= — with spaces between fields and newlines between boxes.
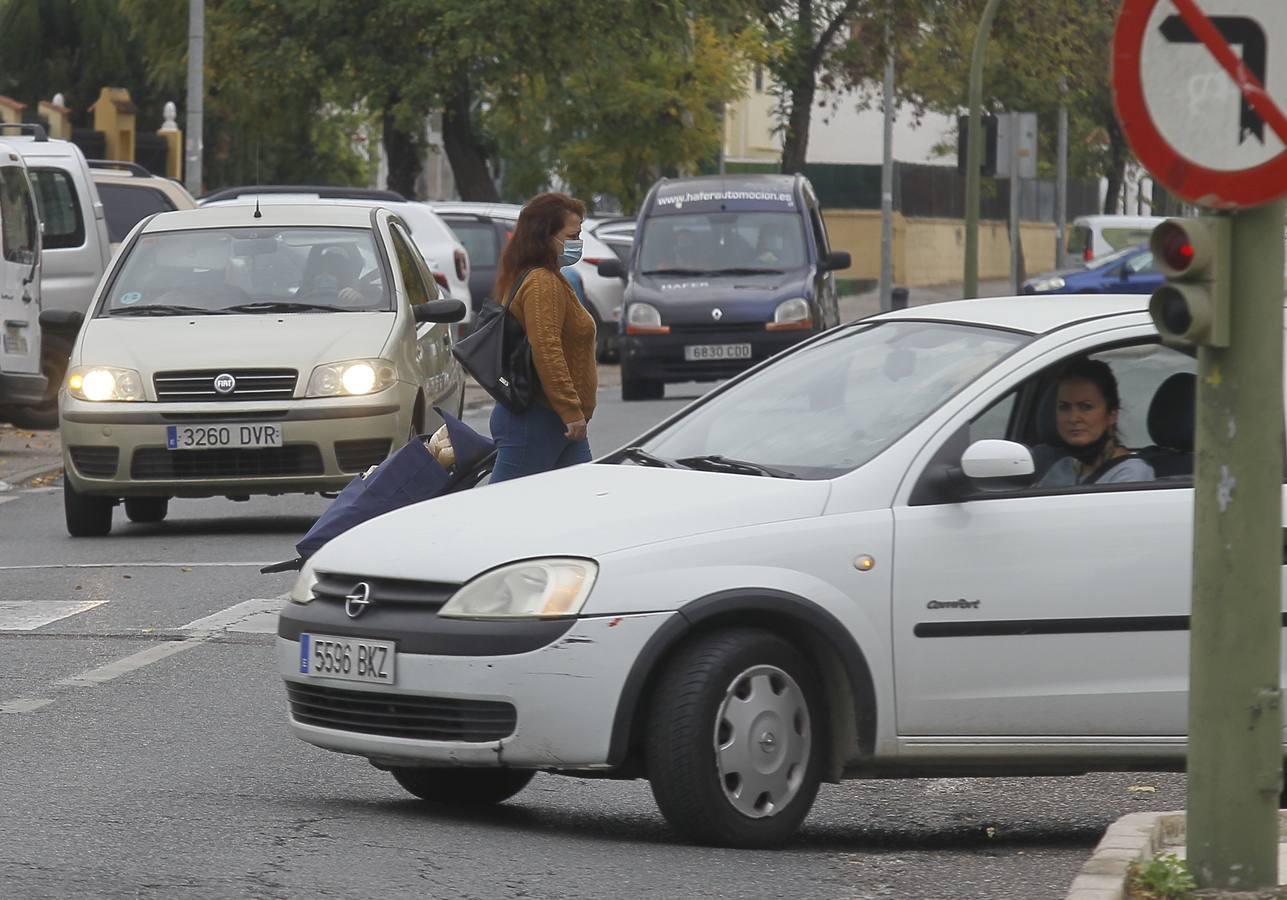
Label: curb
xmin=0 ymin=459 xmax=64 ymax=491
xmin=1066 ymin=810 xmax=1287 ymax=899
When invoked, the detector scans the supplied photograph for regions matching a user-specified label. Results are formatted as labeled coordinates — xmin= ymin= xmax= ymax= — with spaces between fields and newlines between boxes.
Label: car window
xmin=448 ymin=221 xmax=498 ymax=267
xmin=644 ymin=321 xmax=1029 ymax=479
xmin=0 ymin=165 xmax=38 ymax=265
xmin=97 ymin=182 xmax=177 ymax=243
xmin=969 ymin=391 xmax=1016 ymax=443
xmin=1102 ymin=227 xmax=1155 ymax=251
xmin=639 ymin=211 xmax=807 ymax=272
xmin=101 ymin=226 xmax=390 ymax=315
xmin=28 ymin=168 xmax=85 ymax=250
xmin=389 ymin=224 xmax=432 ymax=305
xmin=1126 ymin=251 xmax=1156 ymax=274
xmin=1092 ymin=343 xmax=1195 ymax=448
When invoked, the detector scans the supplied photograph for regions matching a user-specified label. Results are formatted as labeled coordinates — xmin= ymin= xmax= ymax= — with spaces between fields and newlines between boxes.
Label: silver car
xmin=57 ymin=203 xmax=465 ymax=536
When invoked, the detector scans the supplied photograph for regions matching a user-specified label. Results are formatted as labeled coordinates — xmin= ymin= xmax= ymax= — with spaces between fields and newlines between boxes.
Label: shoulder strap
xmin=1086 ymin=452 xmax=1139 ymax=485
xmin=501 ymin=268 xmax=536 ymax=311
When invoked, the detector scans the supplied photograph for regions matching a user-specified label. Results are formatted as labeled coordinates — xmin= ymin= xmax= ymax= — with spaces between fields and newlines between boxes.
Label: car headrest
xmin=1147 ymin=372 xmax=1195 ymax=451
xmin=1036 ymin=382 xmax=1060 ymax=446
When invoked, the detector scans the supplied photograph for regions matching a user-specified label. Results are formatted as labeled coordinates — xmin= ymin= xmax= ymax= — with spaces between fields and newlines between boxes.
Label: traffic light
xmin=956 ymin=114 xmax=997 ymax=176
xmin=1147 ymin=216 xmax=1232 ymax=347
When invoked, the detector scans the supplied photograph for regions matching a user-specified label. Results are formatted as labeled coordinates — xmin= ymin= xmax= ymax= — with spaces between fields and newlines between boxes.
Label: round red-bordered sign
xmin=1113 ymin=0 xmax=1287 ymax=208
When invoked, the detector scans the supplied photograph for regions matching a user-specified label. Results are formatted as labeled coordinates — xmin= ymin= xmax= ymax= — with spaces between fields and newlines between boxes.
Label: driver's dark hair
xmin=495 ymin=192 xmax=585 ymax=301
xmin=1056 ymin=356 xmax=1121 ymax=412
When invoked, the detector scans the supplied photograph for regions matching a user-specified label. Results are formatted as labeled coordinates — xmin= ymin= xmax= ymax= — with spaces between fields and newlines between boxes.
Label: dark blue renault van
xmin=598 ymin=174 xmax=850 ymax=400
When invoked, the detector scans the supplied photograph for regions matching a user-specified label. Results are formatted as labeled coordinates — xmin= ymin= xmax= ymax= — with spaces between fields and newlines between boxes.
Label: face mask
xmin=559 ymin=239 xmax=583 ymax=267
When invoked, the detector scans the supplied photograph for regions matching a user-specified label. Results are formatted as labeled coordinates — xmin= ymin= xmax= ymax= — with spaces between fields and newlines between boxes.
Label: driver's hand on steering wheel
xmin=338 ymin=287 xmax=365 ymax=305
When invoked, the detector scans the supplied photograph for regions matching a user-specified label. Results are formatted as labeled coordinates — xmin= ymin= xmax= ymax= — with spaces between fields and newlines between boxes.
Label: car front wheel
xmin=64 ymin=480 xmax=115 ymax=537
xmin=389 ymin=767 xmax=535 ymax=806
xmin=645 ymin=628 xmax=825 ymax=848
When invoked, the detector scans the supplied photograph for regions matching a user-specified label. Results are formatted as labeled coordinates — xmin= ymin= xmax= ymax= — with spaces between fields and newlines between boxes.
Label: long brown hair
xmin=495 ymin=192 xmax=586 ymax=301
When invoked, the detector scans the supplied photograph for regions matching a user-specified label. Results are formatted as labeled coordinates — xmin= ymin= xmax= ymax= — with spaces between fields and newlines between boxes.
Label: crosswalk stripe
xmin=0 ymin=600 xmax=108 ymax=631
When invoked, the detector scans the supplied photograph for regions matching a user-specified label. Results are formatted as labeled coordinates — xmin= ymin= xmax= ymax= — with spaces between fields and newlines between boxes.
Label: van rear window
xmin=1067 ymin=225 xmax=1090 ymax=255
xmin=29 ymin=169 xmax=86 ymax=250
xmin=0 ymin=165 xmax=38 ymax=265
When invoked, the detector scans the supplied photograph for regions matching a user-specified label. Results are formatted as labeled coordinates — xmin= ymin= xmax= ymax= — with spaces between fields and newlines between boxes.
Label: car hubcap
xmin=714 ymin=664 xmax=811 ymax=819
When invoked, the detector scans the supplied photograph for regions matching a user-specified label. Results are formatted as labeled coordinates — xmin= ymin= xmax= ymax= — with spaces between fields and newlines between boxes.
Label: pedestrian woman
xmin=1037 ymin=357 xmax=1154 ymax=487
xmin=489 ymin=192 xmax=597 ymax=483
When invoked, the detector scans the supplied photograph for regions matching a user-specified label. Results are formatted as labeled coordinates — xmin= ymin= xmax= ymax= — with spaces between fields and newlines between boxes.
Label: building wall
xmin=824 ymin=209 xmax=1057 ymax=287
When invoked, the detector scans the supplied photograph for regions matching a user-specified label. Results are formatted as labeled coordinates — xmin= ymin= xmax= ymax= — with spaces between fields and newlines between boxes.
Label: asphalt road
xmin=0 ymin=379 xmax=1186 ymax=900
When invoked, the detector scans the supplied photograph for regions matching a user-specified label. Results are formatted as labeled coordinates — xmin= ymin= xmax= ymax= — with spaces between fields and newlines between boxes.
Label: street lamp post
xmin=963 ymin=0 xmax=1003 ymax=299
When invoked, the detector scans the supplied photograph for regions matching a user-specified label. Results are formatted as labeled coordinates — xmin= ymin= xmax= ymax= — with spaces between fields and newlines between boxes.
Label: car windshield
xmin=641 ymin=321 xmax=1030 ymax=479
xmin=101 ymin=226 xmax=390 ymax=315
xmin=638 ymin=211 xmax=806 ymax=273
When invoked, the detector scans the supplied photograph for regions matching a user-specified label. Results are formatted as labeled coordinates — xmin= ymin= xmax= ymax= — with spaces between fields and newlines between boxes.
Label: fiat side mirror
xmin=413 ymin=299 xmax=466 ymax=323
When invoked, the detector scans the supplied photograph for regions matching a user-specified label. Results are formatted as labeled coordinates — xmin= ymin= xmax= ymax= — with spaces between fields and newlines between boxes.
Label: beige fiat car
xmin=56 ymin=203 xmax=466 ymax=536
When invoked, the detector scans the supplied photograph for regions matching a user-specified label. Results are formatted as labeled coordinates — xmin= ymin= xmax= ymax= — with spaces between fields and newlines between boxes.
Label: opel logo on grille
xmin=344 ymin=582 xmax=373 ymax=618
xmin=711 ymin=308 xmax=723 ymax=321
xmin=212 ymin=373 xmax=236 ymax=395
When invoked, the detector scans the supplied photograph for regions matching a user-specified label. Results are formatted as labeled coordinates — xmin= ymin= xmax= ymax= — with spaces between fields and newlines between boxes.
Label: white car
xmin=58 ymin=203 xmax=465 ymax=536
xmin=278 ymin=292 xmax=1214 ymax=847
xmin=201 ymin=187 xmax=472 ymax=325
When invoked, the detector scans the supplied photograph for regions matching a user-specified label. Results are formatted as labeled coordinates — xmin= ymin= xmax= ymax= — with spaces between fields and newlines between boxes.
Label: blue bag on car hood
xmin=293 ymin=409 xmax=495 ymax=561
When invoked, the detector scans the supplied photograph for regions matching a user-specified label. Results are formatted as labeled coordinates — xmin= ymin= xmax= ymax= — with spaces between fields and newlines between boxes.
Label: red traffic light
xmin=1154 ymin=221 xmax=1195 ymax=272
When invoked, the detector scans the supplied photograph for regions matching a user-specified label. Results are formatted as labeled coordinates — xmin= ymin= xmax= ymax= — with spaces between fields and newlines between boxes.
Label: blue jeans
xmin=489 ymin=403 xmax=592 ymax=484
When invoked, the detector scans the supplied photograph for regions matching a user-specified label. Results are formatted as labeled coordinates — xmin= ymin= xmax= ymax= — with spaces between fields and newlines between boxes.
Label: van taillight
xmin=454 ymin=249 xmax=467 ymax=281
xmin=1083 ymin=245 xmax=1093 ymax=262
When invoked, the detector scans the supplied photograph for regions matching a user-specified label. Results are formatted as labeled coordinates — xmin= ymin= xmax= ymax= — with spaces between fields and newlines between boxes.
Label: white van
xmin=1067 ymin=214 xmax=1164 ymax=263
xmin=0 ymin=125 xmax=112 ymax=427
xmin=0 ymin=140 xmax=45 ymax=414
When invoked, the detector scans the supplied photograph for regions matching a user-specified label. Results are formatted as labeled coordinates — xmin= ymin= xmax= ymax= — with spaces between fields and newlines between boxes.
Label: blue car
xmin=1021 ymin=244 xmax=1161 ymax=295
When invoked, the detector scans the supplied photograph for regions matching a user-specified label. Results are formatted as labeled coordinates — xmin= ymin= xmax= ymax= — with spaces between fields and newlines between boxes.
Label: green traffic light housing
xmin=1147 ymin=216 xmax=1232 ymax=347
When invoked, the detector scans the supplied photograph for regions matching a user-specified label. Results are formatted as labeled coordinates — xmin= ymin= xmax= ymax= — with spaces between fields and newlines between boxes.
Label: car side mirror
xmin=824 ymin=250 xmax=851 ymax=272
xmin=597 ymin=258 xmax=626 ymax=280
xmin=1118 ymin=266 xmax=1130 ymax=281
xmin=40 ymin=308 xmax=85 ymax=333
xmin=960 ymin=439 xmax=1035 ymax=481
xmin=413 ymin=299 xmax=466 ymax=324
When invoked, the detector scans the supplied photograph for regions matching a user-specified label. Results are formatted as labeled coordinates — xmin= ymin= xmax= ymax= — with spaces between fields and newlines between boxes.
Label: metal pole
xmin=963 ymin=0 xmax=1002 ymax=299
xmin=878 ymin=10 xmax=894 ymax=313
xmin=1008 ymin=113 xmax=1021 ymax=293
xmin=1186 ymin=199 xmax=1287 ymax=890
xmin=1055 ymin=93 xmax=1067 ymax=268
xmin=184 ymin=0 xmax=204 ymax=196
xmin=718 ymin=104 xmax=726 ymax=175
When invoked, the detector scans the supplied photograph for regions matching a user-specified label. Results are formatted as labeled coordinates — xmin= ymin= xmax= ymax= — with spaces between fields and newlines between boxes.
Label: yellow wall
xmin=823 ymin=210 xmax=1058 ymax=287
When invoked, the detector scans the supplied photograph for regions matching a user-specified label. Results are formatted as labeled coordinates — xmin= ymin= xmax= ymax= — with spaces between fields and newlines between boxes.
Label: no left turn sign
xmin=1113 ymin=0 xmax=1287 ymax=208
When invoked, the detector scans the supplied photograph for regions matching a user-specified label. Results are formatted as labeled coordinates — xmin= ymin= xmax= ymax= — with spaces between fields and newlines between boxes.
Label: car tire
xmin=124 ymin=497 xmax=169 ymax=524
xmin=64 ymin=480 xmax=114 ymax=537
xmin=621 ymin=364 xmax=664 ymax=401
xmin=390 ymin=767 xmax=535 ymax=806
xmin=644 ymin=628 xmax=826 ymax=848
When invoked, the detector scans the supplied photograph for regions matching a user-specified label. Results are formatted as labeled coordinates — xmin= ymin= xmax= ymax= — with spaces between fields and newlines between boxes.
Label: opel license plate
xmin=166 ymin=423 xmax=283 ymax=450
xmin=299 ymin=633 xmax=396 ymax=684
xmin=683 ymin=343 xmax=752 ymax=362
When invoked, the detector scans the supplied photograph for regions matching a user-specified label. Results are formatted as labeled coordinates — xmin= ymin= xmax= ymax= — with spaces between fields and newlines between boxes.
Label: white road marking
xmin=0 ymin=698 xmax=54 ymax=714
xmin=0 ymin=600 xmax=108 ymax=631
xmin=6 ymin=594 xmax=289 ymax=711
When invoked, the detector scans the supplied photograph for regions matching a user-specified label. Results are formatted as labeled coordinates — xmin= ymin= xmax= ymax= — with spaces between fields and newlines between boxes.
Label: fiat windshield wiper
xmin=110 ymin=304 xmax=229 ymax=316
xmin=674 ymin=454 xmax=797 ymax=478
xmin=618 ymin=446 xmax=685 ymax=469
xmin=221 ymin=301 xmax=347 ymax=313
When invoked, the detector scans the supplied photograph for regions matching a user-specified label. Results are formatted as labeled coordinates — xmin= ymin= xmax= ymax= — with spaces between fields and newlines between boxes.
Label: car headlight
xmin=305 ymin=359 xmax=397 ymax=397
xmin=439 ymin=558 xmax=598 ymax=619
xmin=288 ymin=565 xmax=319 ymax=604
xmin=67 ymin=366 xmax=144 ymax=402
xmin=1028 ymin=276 xmax=1066 ymax=293
xmin=772 ymin=297 xmax=811 ymax=325
xmin=626 ymin=302 xmax=662 ymax=329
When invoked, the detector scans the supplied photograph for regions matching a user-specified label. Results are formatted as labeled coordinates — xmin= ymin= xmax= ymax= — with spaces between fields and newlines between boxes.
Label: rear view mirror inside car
xmin=232 ymin=237 xmax=279 ymax=257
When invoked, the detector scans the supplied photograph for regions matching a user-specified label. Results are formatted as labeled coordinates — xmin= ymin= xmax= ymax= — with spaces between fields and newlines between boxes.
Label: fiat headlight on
xmin=439 ymin=558 xmax=598 ymax=619
xmin=67 ymin=366 xmax=144 ymax=402
xmin=306 ymin=359 xmax=397 ymax=397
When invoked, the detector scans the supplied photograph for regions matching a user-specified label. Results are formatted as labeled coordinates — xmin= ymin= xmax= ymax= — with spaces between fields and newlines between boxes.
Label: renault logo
xmin=711 ymin=308 xmax=723 ymax=321
xmin=213 ymin=373 xmax=236 ymax=395
xmin=344 ymin=582 xmax=373 ymax=618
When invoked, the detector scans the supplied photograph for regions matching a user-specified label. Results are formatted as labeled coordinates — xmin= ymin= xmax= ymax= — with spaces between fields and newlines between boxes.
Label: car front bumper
xmin=276 ymin=607 xmax=677 ymax=770
xmin=621 ymin=326 xmax=810 ymax=383
xmin=59 ymin=385 xmax=419 ymax=498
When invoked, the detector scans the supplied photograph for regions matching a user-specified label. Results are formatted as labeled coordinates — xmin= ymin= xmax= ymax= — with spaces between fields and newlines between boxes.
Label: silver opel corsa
xmin=56 ymin=203 xmax=466 ymax=536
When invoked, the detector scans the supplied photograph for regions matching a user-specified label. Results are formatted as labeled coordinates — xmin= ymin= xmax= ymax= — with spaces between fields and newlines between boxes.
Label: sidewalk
xmin=839 ymin=278 xmax=1015 ymax=324
xmin=0 ymin=422 xmax=63 ymax=490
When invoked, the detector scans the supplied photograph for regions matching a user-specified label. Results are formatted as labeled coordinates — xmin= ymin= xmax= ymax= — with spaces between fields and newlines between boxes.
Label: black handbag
xmin=451 ymin=269 xmax=537 ymax=412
